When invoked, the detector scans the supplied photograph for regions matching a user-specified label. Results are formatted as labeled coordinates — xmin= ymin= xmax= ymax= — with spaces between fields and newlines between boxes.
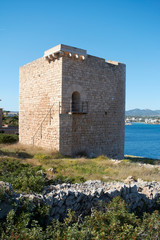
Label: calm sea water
xmin=125 ymin=123 xmax=160 ymax=159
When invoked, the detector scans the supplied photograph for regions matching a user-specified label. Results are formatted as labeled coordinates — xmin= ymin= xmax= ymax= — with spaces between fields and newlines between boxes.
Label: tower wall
xmin=19 ymin=57 xmax=62 ymax=150
xmin=61 ymin=55 xmax=125 ymax=159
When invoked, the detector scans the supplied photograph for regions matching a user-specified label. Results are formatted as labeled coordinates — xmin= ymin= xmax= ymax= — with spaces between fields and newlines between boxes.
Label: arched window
xmin=72 ymin=91 xmax=80 ymax=113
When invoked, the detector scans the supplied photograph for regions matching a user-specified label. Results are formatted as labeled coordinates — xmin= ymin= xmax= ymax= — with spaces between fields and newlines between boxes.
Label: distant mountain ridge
xmin=126 ymin=108 xmax=160 ymax=116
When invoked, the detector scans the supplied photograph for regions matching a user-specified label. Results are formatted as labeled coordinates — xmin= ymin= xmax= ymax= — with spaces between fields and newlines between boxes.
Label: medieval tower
xmin=19 ymin=44 xmax=125 ymax=159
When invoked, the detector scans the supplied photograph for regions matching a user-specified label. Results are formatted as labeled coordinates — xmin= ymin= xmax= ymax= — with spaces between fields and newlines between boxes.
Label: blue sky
xmin=0 ymin=0 xmax=160 ymax=111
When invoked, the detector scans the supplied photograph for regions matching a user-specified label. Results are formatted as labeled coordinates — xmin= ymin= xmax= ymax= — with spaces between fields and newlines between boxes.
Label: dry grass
xmin=0 ymin=143 xmax=55 ymax=155
xmin=0 ymin=143 xmax=160 ymax=183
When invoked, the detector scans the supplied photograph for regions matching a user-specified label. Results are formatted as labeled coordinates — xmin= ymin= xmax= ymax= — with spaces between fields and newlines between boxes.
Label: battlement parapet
xmin=44 ymin=44 xmax=87 ymax=62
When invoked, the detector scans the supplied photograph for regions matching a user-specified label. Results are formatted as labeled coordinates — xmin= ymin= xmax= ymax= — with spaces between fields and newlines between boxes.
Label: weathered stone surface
xmin=2 ymin=178 xmax=160 ymax=220
xmin=124 ymin=176 xmax=136 ymax=184
xmin=0 ymin=181 xmax=13 ymax=192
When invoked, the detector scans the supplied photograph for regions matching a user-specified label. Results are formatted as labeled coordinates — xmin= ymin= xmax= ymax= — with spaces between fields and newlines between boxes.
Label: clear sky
xmin=0 ymin=0 xmax=160 ymax=111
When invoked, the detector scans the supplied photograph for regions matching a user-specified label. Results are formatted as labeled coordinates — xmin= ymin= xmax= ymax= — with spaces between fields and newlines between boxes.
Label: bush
xmin=17 ymin=151 xmax=32 ymax=159
xmin=34 ymin=153 xmax=52 ymax=161
xmin=96 ymin=155 xmax=110 ymax=160
xmin=34 ymin=152 xmax=67 ymax=163
xmin=2 ymin=115 xmax=18 ymax=127
xmin=52 ymin=152 xmax=66 ymax=159
xmin=0 ymin=158 xmax=47 ymax=193
xmin=1 ymin=197 xmax=160 ymax=239
xmin=0 ymin=134 xmax=18 ymax=144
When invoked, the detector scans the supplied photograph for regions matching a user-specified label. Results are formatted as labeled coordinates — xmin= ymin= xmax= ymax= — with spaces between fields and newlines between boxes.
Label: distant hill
xmin=126 ymin=109 xmax=160 ymax=116
xmin=3 ymin=110 xmax=18 ymax=113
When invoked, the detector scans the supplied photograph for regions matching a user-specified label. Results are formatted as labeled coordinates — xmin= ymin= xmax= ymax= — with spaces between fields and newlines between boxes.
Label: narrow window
xmin=72 ymin=91 xmax=80 ymax=113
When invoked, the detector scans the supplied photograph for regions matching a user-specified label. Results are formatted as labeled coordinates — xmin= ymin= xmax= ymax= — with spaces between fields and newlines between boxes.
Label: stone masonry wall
xmin=61 ymin=55 xmax=125 ymax=158
xmin=19 ymin=57 xmax=62 ymax=150
xmin=19 ymin=44 xmax=125 ymax=158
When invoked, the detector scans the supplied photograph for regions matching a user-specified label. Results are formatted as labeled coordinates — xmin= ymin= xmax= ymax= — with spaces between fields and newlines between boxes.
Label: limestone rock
xmin=124 ymin=176 xmax=136 ymax=184
xmin=1 ymin=178 xmax=160 ymax=221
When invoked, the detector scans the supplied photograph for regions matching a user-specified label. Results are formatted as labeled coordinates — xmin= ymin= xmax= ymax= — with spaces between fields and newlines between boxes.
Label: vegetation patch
xmin=2 ymin=114 xmax=18 ymax=127
xmin=0 ymin=158 xmax=46 ymax=193
xmin=1 ymin=143 xmax=160 ymax=184
xmin=125 ymin=155 xmax=156 ymax=165
xmin=1 ymin=197 xmax=160 ymax=239
xmin=96 ymin=155 xmax=110 ymax=160
xmin=0 ymin=134 xmax=18 ymax=144
xmin=0 ymin=144 xmax=160 ymax=238
xmin=34 ymin=153 xmax=52 ymax=161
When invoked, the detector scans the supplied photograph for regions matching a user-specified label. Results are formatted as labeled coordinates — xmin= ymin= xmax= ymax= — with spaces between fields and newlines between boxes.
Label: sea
xmin=125 ymin=123 xmax=160 ymax=160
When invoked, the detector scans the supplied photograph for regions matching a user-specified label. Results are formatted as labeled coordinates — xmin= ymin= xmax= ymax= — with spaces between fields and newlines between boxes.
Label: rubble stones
xmin=1 ymin=177 xmax=160 ymax=220
xmin=124 ymin=176 xmax=136 ymax=184
xmin=0 ymin=181 xmax=13 ymax=192
xmin=47 ymin=168 xmax=56 ymax=173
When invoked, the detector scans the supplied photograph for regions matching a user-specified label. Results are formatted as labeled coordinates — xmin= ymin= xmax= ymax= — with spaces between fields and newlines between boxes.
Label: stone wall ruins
xmin=1 ymin=178 xmax=160 ymax=221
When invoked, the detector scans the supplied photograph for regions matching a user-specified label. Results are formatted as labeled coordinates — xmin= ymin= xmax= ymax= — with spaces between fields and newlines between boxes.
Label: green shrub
xmin=52 ymin=152 xmax=66 ymax=159
xmin=17 ymin=151 xmax=32 ymax=158
xmin=96 ymin=155 xmax=110 ymax=160
xmin=0 ymin=158 xmax=47 ymax=193
xmin=34 ymin=153 xmax=52 ymax=161
xmin=0 ymin=149 xmax=32 ymax=159
xmin=34 ymin=152 xmax=68 ymax=163
xmin=125 ymin=156 xmax=155 ymax=165
xmin=2 ymin=115 xmax=18 ymax=127
xmin=0 ymin=134 xmax=18 ymax=144
xmin=1 ymin=197 xmax=160 ymax=239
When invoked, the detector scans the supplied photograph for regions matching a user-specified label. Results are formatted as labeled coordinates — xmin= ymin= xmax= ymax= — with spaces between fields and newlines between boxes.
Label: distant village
xmin=125 ymin=109 xmax=160 ymax=125
xmin=3 ymin=111 xmax=18 ymax=117
xmin=125 ymin=116 xmax=160 ymax=125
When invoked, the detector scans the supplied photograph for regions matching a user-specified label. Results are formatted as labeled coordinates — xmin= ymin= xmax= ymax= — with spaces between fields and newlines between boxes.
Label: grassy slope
xmin=0 ymin=143 xmax=160 ymax=186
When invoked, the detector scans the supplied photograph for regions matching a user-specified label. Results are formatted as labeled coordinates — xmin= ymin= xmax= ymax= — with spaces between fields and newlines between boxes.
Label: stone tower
xmin=19 ymin=44 xmax=125 ymax=159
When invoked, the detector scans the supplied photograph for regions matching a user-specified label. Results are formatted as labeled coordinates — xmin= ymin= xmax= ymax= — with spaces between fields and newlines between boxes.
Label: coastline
xmin=125 ymin=122 xmax=160 ymax=125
